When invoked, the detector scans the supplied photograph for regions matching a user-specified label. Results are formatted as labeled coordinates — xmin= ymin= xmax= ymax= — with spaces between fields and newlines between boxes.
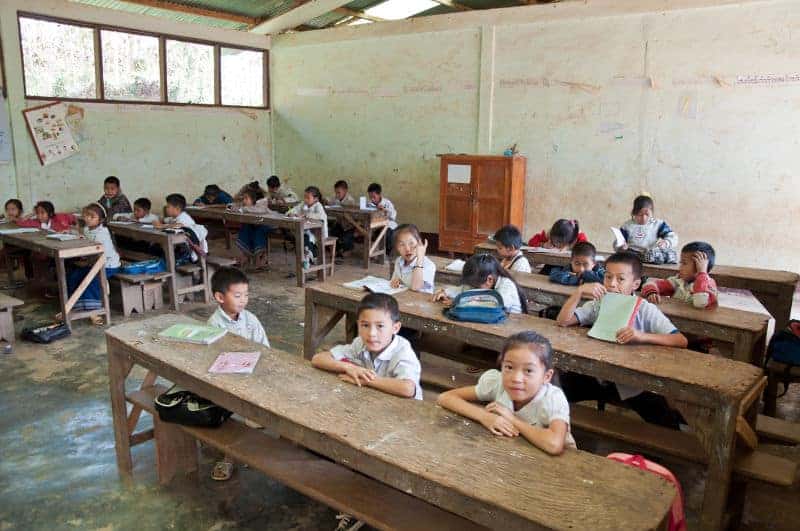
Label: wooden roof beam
xmin=250 ymin=0 xmax=352 ymax=34
xmin=433 ymin=0 xmax=473 ymax=10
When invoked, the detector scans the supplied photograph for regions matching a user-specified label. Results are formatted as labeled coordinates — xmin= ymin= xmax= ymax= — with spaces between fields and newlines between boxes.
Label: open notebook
xmin=587 ymin=293 xmax=643 ymax=343
xmin=342 ymin=276 xmax=407 ymax=295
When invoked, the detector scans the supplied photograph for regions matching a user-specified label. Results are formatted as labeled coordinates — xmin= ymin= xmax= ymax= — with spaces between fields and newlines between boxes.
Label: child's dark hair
xmin=461 ymin=254 xmax=528 ymax=313
xmin=394 ymin=223 xmax=422 ymax=244
xmin=494 ymin=225 xmax=523 ymax=250
xmin=83 ymin=202 xmax=107 ymax=223
xmin=357 ymin=292 xmax=400 ymax=322
xmin=104 ymin=176 xmax=120 ymax=187
xmin=133 ymin=197 xmax=151 ymax=211
xmin=165 ymin=194 xmax=187 ymax=210
xmin=242 ymin=188 xmax=264 ymax=203
xmin=682 ymin=241 xmax=716 ymax=272
xmin=498 ymin=331 xmax=554 ymax=370
xmin=266 ymin=175 xmax=281 ymax=189
xmin=211 ymin=267 xmax=249 ymax=295
xmin=605 ymin=251 xmax=642 ymax=279
xmin=204 ymin=184 xmax=221 ymax=196
xmin=367 ymin=183 xmax=382 ymax=194
xmin=305 ymin=186 xmax=321 ymax=200
xmin=5 ymin=199 xmax=22 ymax=212
xmin=334 ymin=180 xmax=348 ymax=190
xmin=549 ymin=219 xmax=580 ymax=248
xmin=35 ymin=201 xmax=55 ymax=218
xmin=571 ymin=241 xmax=596 ymax=260
xmin=631 ymin=195 xmax=655 ymax=215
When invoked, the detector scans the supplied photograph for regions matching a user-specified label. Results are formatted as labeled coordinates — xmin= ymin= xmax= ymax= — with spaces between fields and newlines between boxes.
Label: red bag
xmin=607 ymin=453 xmax=686 ymax=531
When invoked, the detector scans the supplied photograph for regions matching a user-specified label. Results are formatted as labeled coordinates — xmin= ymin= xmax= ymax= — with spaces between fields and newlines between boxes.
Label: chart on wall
xmin=22 ymin=102 xmax=80 ymax=166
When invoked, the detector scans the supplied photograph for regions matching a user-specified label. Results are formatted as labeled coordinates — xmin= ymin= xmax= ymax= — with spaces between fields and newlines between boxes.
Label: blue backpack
xmin=444 ymin=289 xmax=507 ymax=324
xmin=765 ymin=320 xmax=800 ymax=398
xmin=120 ymin=258 xmax=167 ymax=275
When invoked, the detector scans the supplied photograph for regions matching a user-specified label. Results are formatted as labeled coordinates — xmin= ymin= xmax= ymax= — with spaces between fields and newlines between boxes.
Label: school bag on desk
xmin=444 ymin=289 xmax=507 ymax=324
xmin=764 ymin=319 xmax=800 ymax=397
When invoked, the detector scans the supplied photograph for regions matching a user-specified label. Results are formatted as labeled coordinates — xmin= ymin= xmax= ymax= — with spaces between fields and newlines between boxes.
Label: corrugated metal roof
xmin=71 ymin=0 xmax=250 ymax=29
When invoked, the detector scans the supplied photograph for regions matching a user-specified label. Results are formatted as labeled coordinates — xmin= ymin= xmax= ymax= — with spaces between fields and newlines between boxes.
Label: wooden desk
xmin=304 ymin=282 xmax=765 ymax=531
xmin=429 ymin=256 xmax=773 ymax=365
xmin=107 ymin=222 xmax=210 ymax=309
xmin=325 ymin=205 xmax=389 ymax=270
xmin=475 ymin=242 xmax=799 ymax=330
xmin=106 ymin=314 xmax=674 ymax=531
xmin=0 ymin=229 xmax=109 ymax=331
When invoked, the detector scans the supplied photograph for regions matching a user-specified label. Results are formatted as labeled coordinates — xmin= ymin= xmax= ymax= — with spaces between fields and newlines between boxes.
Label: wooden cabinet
xmin=437 ymin=154 xmax=526 ymax=254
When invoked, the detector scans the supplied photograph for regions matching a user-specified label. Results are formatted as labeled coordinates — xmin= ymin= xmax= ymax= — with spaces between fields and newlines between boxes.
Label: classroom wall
xmin=271 ymin=0 xmax=800 ymax=271
xmin=0 ymin=0 xmax=272 ymax=214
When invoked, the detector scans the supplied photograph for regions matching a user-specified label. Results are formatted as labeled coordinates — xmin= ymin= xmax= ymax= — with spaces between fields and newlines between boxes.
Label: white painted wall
xmin=272 ymin=0 xmax=800 ymax=271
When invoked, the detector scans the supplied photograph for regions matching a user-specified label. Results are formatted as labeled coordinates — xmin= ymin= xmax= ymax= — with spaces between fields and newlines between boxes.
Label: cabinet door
xmin=474 ymin=160 xmax=508 ymax=238
xmin=439 ymin=161 xmax=475 ymax=251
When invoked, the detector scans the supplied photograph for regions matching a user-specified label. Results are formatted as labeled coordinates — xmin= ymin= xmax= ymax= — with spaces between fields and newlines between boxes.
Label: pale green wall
xmin=272 ymin=0 xmax=800 ymax=271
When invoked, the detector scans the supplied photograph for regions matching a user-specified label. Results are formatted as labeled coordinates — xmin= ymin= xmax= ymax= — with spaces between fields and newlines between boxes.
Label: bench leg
xmin=763 ymin=374 xmax=779 ymax=417
xmin=700 ymin=403 xmax=738 ymax=531
xmin=153 ymin=417 xmax=198 ymax=485
xmin=0 ymin=308 xmax=14 ymax=344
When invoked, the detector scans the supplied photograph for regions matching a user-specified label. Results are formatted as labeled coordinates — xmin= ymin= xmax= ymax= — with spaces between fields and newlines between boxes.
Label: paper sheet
xmin=0 ymin=228 xmax=39 ymax=235
xmin=610 ymin=227 xmax=626 ymax=248
xmin=587 ymin=293 xmax=642 ymax=343
xmin=445 ymin=259 xmax=465 ymax=272
xmin=208 ymin=351 xmax=261 ymax=374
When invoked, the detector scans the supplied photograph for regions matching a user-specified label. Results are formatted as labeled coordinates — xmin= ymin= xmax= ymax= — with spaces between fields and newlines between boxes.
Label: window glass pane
xmin=166 ymin=40 xmax=214 ymax=104
xmin=20 ymin=17 xmax=96 ymax=99
xmin=101 ymin=30 xmax=160 ymax=101
xmin=220 ymin=48 xmax=264 ymax=107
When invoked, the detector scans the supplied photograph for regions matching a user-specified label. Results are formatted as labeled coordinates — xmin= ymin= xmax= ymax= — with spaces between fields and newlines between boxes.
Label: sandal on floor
xmin=211 ymin=459 xmax=234 ymax=481
xmin=90 ymin=315 xmax=104 ymax=326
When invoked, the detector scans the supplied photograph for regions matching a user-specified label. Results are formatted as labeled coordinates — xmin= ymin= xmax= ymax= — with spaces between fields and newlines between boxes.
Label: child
xmin=614 ymin=195 xmax=678 ymax=264
xmin=156 ymin=194 xmax=208 ymax=262
xmin=494 ymin=225 xmax=531 ymax=273
xmin=287 ymin=186 xmax=328 ymax=260
xmin=642 ymin=242 xmax=718 ymax=309
xmin=326 ymin=180 xmax=356 ymax=207
xmin=3 ymin=199 xmax=23 ymax=222
xmin=194 ymin=184 xmax=233 ymax=206
xmin=207 ymin=266 xmax=270 ymax=481
xmin=266 ymin=175 xmax=298 ymax=207
xmin=548 ymin=241 xmax=606 ymax=286
xmin=64 ymin=203 xmax=120 ymax=325
xmin=367 ymin=183 xmax=398 ymax=251
xmin=114 ymin=198 xmax=159 ymax=224
xmin=434 ymin=253 xmax=527 ymax=314
xmin=528 ymin=219 xmax=587 ymax=249
xmin=17 ymin=201 xmax=76 ymax=232
xmin=555 ymin=252 xmax=688 ymax=429
xmin=390 ymin=224 xmax=435 ymax=294
xmin=327 ymin=180 xmax=356 ymax=255
xmin=234 ymin=180 xmax=268 ymax=203
xmin=437 ymin=331 xmax=575 ymax=455
xmin=98 ymin=176 xmax=133 ymax=219
xmin=234 ymin=188 xmax=272 ymax=268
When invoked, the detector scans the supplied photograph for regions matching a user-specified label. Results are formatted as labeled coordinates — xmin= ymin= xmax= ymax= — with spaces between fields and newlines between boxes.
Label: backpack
xmin=444 ymin=289 xmax=507 ymax=324
xmin=119 ymin=258 xmax=166 ymax=275
xmin=607 ymin=453 xmax=686 ymax=531
xmin=154 ymin=385 xmax=232 ymax=428
xmin=764 ymin=320 xmax=800 ymax=397
xmin=21 ymin=321 xmax=71 ymax=344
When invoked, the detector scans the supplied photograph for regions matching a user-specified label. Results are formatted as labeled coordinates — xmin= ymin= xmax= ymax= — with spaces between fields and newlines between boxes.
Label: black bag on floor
xmin=154 ymin=385 xmax=231 ymax=427
xmin=21 ymin=322 xmax=71 ymax=344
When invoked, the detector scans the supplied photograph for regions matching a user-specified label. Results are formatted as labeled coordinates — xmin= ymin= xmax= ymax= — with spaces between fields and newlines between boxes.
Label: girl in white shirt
xmin=390 ymin=224 xmax=435 ymax=294
xmin=434 ymin=253 xmax=527 ymax=314
xmin=288 ymin=186 xmax=328 ymax=260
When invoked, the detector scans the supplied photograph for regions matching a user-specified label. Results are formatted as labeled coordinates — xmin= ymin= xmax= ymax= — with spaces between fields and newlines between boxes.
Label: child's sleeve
xmin=549 ymin=266 xmax=580 ymax=285
xmin=573 ymin=299 xmax=600 ymax=326
xmin=422 ymin=258 xmax=436 ymax=293
xmin=391 ymin=350 xmax=421 ymax=385
xmin=580 ymin=266 xmax=605 ymax=284
xmin=690 ymin=273 xmax=718 ymax=309
xmin=511 ymin=256 xmax=532 ymax=273
xmin=252 ymin=318 xmax=271 ymax=348
xmin=527 ymin=230 xmax=547 ymax=247
xmin=390 ymin=258 xmax=401 ymax=282
xmin=329 ymin=339 xmax=358 ymax=361
xmin=15 ymin=218 xmax=39 ymax=228
xmin=545 ymin=386 xmax=571 ymax=426
xmin=640 ymin=302 xmax=679 ymax=334
xmin=656 ymin=221 xmax=678 ymax=248
xmin=641 ymin=277 xmax=676 ymax=298
xmin=474 ymin=369 xmax=501 ymax=402
xmin=384 ymin=200 xmax=397 ymax=222
xmin=287 ymin=204 xmax=301 ymax=216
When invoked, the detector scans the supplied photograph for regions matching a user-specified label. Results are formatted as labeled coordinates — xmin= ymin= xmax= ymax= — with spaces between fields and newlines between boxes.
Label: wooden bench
xmin=0 ymin=293 xmax=24 ymax=345
xmin=764 ymin=360 xmax=800 ymax=417
xmin=127 ymin=385 xmax=485 ymax=531
xmin=205 ymin=255 xmax=238 ymax=279
xmin=111 ymin=272 xmax=172 ymax=316
xmin=174 ymin=260 xmax=211 ymax=304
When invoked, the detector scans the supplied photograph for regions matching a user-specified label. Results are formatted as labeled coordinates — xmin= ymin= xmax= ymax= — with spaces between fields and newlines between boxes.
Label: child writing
xmin=614 ymin=194 xmax=678 ymax=264
xmin=194 ymin=184 xmax=233 ymax=206
xmin=642 ymin=242 xmax=718 ymax=309
xmin=287 ymin=186 xmax=328 ymax=261
xmin=234 ymin=188 xmax=272 ymax=269
xmin=367 ymin=183 xmax=398 ymax=250
xmin=113 ymin=198 xmax=159 ymax=224
xmin=17 ymin=201 xmax=76 ymax=232
xmin=528 ymin=219 xmax=587 ymax=250
xmin=390 ymin=224 xmax=435 ymax=294
xmin=155 ymin=194 xmax=208 ymax=262
xmin=206 ymin=266 xmax=270 ymax=481
xmin=438 ymin=331 xmax=575 ymax=455
xmin=548 ymin=241 xmax=606 ymax=286
xmin=326 ymin=180 xmax=356 ymax=256
xmin=434 ymin=253 xmax=527 ymax=314
xmin=556 ymin=252 xmax=688 ymax=429
xmin=3 ymin=199 xmax=23 ymax=222
xmin=98 ymin=176 xmax=133 ymax=219
xmin=494 ymin=225 xmax=532 ymax=273
xmin=266 ymin=175 xmax=298 ymax=208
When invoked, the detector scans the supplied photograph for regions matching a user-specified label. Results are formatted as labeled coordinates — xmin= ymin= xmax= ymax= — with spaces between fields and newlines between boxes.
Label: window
xmin=19 ymin=17 xmax=96 ymax=99
xmin=18 ymin=14 xmax=268 ymax=109
xmin=101 ymin=30 xmax=160 ymax=101
xmin=221 ymin=47 xmax=264 ymax=107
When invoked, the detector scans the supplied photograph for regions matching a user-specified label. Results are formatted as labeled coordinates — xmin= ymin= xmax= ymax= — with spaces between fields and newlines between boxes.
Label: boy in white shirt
xmin=266 ymin=175 xmax=299 ymax=208
xmin=113 ymin=197 xmax=159 ymax=224
xmin=326 ymin=180 xmax=356 ymax=256
xmin=156 ymin=193 xmax=208 ymax=262
xmin=367 ymin=182 xmax=397 ymax=252
xmin=494 ymin=225 xmax=532 ymax=273
xmin=287 ymin=186 xmax=328 ymax=261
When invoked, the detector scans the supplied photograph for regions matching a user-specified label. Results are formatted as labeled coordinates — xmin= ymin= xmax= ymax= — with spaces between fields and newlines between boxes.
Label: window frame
xmin=18 ymin=12 xmax=269 ymax=110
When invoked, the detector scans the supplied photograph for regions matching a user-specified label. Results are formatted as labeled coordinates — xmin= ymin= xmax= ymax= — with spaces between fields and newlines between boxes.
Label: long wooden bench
xmin=127 ymin=385 xmax=485 ymax=531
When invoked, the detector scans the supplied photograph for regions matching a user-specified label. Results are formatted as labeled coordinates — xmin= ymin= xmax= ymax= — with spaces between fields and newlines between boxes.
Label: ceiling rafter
xmin=120 ymin=0 xmax=259 ymax=25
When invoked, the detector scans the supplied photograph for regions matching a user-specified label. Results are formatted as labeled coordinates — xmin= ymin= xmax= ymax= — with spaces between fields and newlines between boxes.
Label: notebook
xmin=158 ymin=323 xmax=227 ymax=345
xmin=208 ymin=351 xmax=261 ymax=374
xmin=587 ymin=293 xmax=643 ymax=343
xmin=46 ymin=233 xmax=79 ymax=241
xmin=342 ymin=276 xmax=407 ymax=295
xmin=445 ymin=259 xmax=465 ymax=273
xmin=0 ymin=228 xmax=39 ymax=235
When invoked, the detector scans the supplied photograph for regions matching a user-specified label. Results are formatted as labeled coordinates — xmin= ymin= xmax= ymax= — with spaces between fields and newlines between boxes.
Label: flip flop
xmin=211 ymin=459 xmax=233 ymax=481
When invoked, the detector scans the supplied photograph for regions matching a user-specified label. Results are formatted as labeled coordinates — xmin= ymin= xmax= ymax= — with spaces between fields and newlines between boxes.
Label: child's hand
xmin=485 ymin=401 xmax=514 ymax=421
xmin=432 ymin=289 xmax=452 ymax=306
xmin=692 ymin=251 xmax=709 ymax=274
xmin=481 ymin=412 xmax=519 ymax=437
xmin=342 ymin=364 xmax=376 ymax=386
xmin=580 ymin=282 xmax=606 ymax=300
xmin=616 ymin=326 xmax=642 ymax=344
xmin=656 ymin=239 xmax=669 ymax=249
xmin=390 ymin=277 xmax=401 ymax=289
xmin=647 ymin=293 xmax=661 ymax=304
xmin=542 ymin=241 xmax=554 ymax=249
xmin=415 ymin=239 xmax=428 ymax=261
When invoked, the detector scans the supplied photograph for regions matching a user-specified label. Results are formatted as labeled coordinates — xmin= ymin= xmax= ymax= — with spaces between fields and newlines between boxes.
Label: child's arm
xmin=409 ymin=240 xmax=429 ymax=292
xmin=613 ymin=226 xmax=629 ymax=251
xmin=311 ymin=352 xmax=376 ymax=385
xmin=655 ymin=221 xmax=678 ymax=249
xmin=549 ymin=266 xmax=580 ymax=286
xmin=486 ymin=402 xmax=568 ymax=455
xmin=556 ymin=283 xmax=605 ymax=326
xmin=437 ymin=387 xmax=519 ymax=437
xmin=580 ymin=268 xmax=605 ymax=285
xmin=641 ymin=278 xmax=676 ymax=304
xmin=353 ymin=375 xmax=416 ymax=399
xmin=615 ymin=328 xmax=688 ymax=348
xmin=690 ymin=252 xmax=718 ymax=309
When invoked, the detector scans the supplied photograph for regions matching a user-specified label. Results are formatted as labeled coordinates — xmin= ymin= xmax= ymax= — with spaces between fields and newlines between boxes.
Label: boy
xmin=367 ymin=182 xmax=398 ymax=251
xmin=114 ymin=197 xmax=159 ymax=224
xmin=326 ymin=180 xmax=356 ymax=255
xmin=548 ymin=241 xmax=605 ymax=285
xmin=556 ymin=252 xmax=688 ymax=429
xmin=99 ymin=176 xmax=132 ymax=219
xmin=207 ymin=267 xmax=269 ymax=481
xmin=194 ymin=184 xmax=233 ymax=206
xmin=326 ymin=179 xmax=356 ymax=207
xmin=266 ymin=175 xmax=298 ymax=207
xmin=642 ymin=241 xmax=718 ymax=309
xmin=494 ymin=225 xmax=531 ymax=273
xmin=156 ymin=194 xmax=208 ymax=261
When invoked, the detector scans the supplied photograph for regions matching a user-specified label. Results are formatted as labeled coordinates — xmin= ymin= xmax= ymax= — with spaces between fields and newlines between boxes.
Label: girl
xmin=62 ymin=203 xmax=120 ymax=325
xmin=433 ymin=253 xmax=527 ymax=314
xmin=527 ymin=219 xmax=587 ymax=250
xmin=390 ymin=224 xmax=435 ymax=294
xmin=234 ymin=188 xmax=272 ymax=269
xmin=287 ymin=186 xmax=328 ymax=260
xmin=437 ymin=331 xmax=575 ymax=455
xmin=17 ymin=201 xmax=76 ymax=232
xmin=3 ymin=199 xmax=23 ymax=222
xmin=614 ymin=195 xmax=678 ymax=264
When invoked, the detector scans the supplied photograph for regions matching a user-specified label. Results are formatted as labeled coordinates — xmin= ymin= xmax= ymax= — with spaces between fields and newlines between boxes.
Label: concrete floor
xmin=0 ymin=245 xmax=798 ymax=530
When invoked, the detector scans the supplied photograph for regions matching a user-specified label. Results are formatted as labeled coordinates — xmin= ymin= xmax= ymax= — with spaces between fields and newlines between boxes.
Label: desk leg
xmin=364 ymin=223 xmax=372 ymax=271
xmin=165 ymin=243 xmax=179 ymax=310
xmin=317 ymin=227 xmax=326 ymax=282
xmin=733 ymin=331 xmax=759 ymax=365
xmin=108 ymin=347 xmax=134 ymax=477
xmin=5 ymin=245 xmax=15 ymax=287
xmin=303 ymin=298 xmax=317 ymax=360
xmin=99 ymin=259 xmax=111 ymax=326
xmin=759 ymin=290 xmax=793 ymax=332
xmin=700 ymin=402 xmax=738 ymax=531
xmin=200 ymin=256 xmax=211 ymax=303
xmin=295 ymin=224 xmax=305 ymax=288
xmin=55 ymin=258 xmax=71 ymax=331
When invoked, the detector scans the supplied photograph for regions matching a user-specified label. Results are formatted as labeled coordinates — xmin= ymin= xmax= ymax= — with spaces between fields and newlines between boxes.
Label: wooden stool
xmin=763 ymin=359 xmax=800 ymax=416
xmin=206 ymin=255 xmax=237 ymax=278
xmin=113 ymin=272 xmax=171 ymax=316
xmin=113 ymin=276 xmax=145 ymax=317
xmin=143 ymin=281 xmax=165 ymax=311
xmin=0 ymin=294 xmax=24 ymax=345
xmin=323 ymin=237 xmax=337 ymax=277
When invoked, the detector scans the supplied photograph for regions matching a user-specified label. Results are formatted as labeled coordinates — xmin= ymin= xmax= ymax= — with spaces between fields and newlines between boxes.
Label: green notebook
xmin=587 ymin=293 xmax=643 ymax=343
xmin=158 ymin=323 xmax=227 ymax=345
